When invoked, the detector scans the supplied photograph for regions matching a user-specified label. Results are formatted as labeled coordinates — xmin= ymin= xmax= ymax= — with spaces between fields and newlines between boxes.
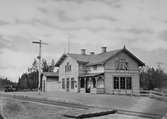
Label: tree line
xmin=17 ymin=59 xmax=55 ymax=90
xmin=140 ymin=65 xmax=167 ymax=90
xmin=17 ymin=59 xmax=167 ymax=91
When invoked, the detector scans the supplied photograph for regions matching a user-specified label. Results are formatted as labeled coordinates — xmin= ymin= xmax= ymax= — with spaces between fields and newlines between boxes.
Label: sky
xmin=0 ymin=0 xmax=167 ymax=82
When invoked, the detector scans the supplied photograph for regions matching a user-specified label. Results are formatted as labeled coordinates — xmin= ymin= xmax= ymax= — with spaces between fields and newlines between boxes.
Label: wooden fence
xmin=111 ymin=89 xmax=167 ymax=101
xmin=139 ymin=90 xmax=167 ymax=101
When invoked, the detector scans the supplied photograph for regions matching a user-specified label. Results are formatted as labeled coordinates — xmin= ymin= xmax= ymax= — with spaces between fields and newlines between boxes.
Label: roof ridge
xmin=68 ymin=48 xmax=122 ymax=56
xmin=56 ymin=48 xmax=144 ymax=67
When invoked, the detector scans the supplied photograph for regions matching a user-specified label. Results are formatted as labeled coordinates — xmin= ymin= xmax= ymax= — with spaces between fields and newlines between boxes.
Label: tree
xmin=17 ymin=71 xmax=38 ymax=90
xmin=42 ymin=59 xmax=49 ymax=72
xmin=140 ymin=65 xmax=167 ymax=90
xmin=32 ymin=59 xmax=38 ymax=71
xmin=17 ymin=73 xmax=28 ymax=89
xmin=48 ymin=59 xmax=55 ymax=72
xmin=18 ymin=58 xmax=55 ymax=90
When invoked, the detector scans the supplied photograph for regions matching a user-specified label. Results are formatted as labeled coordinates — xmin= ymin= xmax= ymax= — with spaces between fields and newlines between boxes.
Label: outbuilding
xmin=42 ymin=72 xmax=59 ymax=92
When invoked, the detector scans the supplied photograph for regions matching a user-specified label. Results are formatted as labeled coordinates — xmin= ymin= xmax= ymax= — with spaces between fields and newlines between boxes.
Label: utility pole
xmin=32 ymin=40 xmax=48 ymax=94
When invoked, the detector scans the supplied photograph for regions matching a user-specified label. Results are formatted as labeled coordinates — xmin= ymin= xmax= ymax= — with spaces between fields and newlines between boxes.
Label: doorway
xmin=85 ymin=78 xmax=90 ymax=93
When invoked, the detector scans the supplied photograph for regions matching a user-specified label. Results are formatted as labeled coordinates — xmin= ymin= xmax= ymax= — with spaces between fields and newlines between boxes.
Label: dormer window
xmin=65 ymin=62 xmax=71 ymax=72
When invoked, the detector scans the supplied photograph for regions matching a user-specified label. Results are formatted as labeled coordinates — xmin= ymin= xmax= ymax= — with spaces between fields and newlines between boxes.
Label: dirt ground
xmin=0 ymin=97 xmax=73 ymax=119
xmin=0 ymin=97 xmax=153 ymax=119
xmin=6 ymin=91 xmax=167 ymax=116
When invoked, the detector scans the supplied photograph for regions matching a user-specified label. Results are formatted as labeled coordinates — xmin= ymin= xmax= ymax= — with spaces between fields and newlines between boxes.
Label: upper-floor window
xmin=65 ymin=62 xmax=71 ymax=72
xmin=115 ymin=58 xmax=128 ymax=70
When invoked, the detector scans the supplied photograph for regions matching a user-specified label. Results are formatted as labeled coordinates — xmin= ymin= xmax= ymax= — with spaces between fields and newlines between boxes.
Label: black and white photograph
xmin=0 ymin=0 xmax=167 ymax=119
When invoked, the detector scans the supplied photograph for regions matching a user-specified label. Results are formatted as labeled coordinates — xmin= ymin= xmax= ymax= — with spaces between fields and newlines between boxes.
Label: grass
xmin=4 ymin=91 xmax=167 ymax=115
xmin=1 ymin=97 xmax=74 ymax=119
xmin=0 ymin=96 xmax=162 ymax=119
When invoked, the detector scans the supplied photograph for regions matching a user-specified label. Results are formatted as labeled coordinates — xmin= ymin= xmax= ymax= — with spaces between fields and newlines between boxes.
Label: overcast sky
xmin=0 ymin=0 xmax=167 ymax=82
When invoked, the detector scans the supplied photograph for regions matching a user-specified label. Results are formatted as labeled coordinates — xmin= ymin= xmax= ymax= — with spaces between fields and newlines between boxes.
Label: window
xmin=71 ymin=78 xmax=75 ymax=89
xmin=62 ymin=78 xmax=65 ymax=89
xmin=114 ymin=77 xmax=119 ymax=89
xmin=80 ymin=78 xmax=85 ymax=88
xmin=113 ymin=77 xmax=132 ymax=90
xmin=65 ymin=62 xmax=71 ymax=72
xmin=115 ymin=58 xmax=128 ymax=70
xmin=126 ymin=77 xmax=132 ymax=89
xmin=120 ymin=77 xmax=126 ymax=89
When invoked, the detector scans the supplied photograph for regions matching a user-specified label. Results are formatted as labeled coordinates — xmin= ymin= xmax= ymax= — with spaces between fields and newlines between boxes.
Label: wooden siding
xmin=59 ymin=56 xmax=79 ymax=92
xmin=104 ymin=52 xmax=140 ymax=94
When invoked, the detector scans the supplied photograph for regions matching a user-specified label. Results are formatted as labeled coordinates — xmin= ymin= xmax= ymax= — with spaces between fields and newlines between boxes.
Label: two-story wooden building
xmin=55 ymin=46 xmax=145 ymax=94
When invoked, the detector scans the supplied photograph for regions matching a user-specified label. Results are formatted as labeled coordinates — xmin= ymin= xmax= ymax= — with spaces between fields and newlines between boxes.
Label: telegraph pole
xmin=32 ymin=40 xmax=48 ymax=94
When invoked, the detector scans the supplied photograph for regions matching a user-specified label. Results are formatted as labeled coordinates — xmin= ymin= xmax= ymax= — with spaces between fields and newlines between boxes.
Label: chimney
xmin=81 ymin=49 xmax=86 ymax=55
xmin=101 ymin=46 xmax=107 ymax=53
xmin=90 ymin=52 xmax=95 ymax=55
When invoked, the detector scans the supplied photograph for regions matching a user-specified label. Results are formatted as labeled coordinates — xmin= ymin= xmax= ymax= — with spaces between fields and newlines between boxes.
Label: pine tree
xmin=49 ymin=59 xmax=55 ymax=72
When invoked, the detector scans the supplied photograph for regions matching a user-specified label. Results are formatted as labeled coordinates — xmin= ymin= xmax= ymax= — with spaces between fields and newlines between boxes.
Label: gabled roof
xmin=55 ymin=47 xmax=145 ymax=67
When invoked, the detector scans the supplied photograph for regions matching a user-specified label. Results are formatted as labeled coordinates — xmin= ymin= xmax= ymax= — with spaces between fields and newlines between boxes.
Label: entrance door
xmin=66 ymin=78 xmax=69 ymax=92
xmin=85 ymin=78 xmax=90 ymax=93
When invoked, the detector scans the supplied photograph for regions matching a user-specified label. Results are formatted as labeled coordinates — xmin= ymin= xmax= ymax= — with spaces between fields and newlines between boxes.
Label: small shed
xmin=42 ymin=72 xmax=59 ymax=92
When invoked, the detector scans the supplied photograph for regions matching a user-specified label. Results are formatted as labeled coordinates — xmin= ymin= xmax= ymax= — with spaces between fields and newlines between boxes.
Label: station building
xmin=55 ymin=46 xmax=145 ymax=94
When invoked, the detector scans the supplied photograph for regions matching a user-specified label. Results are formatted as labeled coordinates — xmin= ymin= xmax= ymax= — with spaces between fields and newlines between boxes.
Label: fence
xmin=139 ymin=89 xmax=167 ymax=101
xmin=111 ymin=89 xmax=167 ymax=101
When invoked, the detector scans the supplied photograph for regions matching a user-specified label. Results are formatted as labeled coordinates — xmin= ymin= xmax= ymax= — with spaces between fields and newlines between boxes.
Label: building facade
xmin=42 ymin=72 xmax=60 ymax=92
xmin=55 ymin=46 xmax=145 ymax=94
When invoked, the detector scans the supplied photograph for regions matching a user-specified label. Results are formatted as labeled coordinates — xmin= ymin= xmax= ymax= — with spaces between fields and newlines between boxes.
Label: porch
xmin=79 ymin=73 xmax=105 ymax=94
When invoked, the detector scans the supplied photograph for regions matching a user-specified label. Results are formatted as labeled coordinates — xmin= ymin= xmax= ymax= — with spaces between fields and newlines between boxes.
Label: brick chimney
xmin=101 ymin=46 xmax=107 ymax=53
xmin=81 ymin=49 xmax=86 ymax=55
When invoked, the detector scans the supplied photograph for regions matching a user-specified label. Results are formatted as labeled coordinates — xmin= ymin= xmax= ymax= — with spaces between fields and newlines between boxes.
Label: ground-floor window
xmin=62 ymin=78 xmax=65 ymax=89
xmin=71 ymin=78 xmax=74 ymax=89
xmin=80 ymin=78 xmax=85 ymax=88
xmin=113 ymin=76 xmax=132 ymax=90
xmin=113 ymin=77 xmax=119 ymax=89
xmin=120 ymin=77 xmax=126 ymax=89
xmin=126 ymin=77 xmax=132 ymax=89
